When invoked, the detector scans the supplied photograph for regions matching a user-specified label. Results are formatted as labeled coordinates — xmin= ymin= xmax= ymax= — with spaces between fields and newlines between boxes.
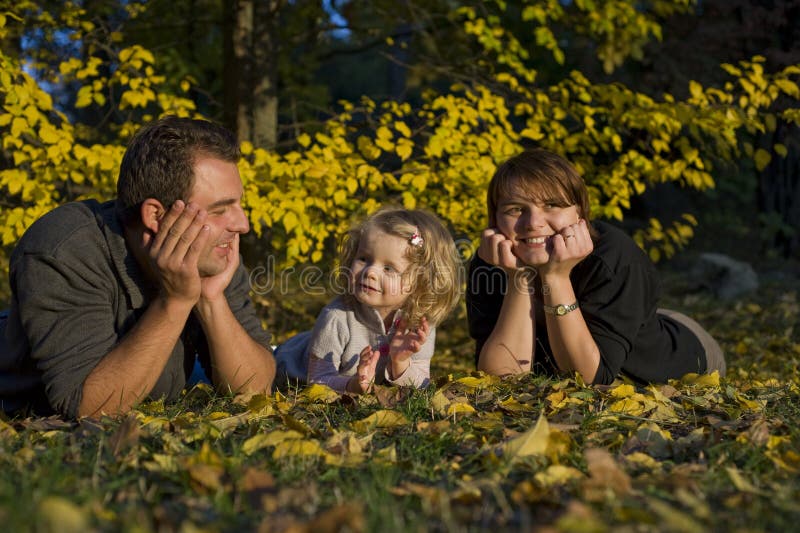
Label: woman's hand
xmin=538 ymin=219 xmax=593 ymax=279
xmin=478 ymin=228 xmax=521 ymax=272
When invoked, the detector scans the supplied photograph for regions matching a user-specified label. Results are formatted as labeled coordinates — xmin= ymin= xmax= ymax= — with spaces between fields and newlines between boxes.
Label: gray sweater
xmin=306 ymin=297 xmax=435 ymax=392
xmin=0 ymin=200 xmax=271 ymax=417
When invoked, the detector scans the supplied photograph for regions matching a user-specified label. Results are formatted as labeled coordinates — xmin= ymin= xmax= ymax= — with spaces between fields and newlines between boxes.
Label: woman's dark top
xmin=466 ymin=221 xmax=705 ymax=384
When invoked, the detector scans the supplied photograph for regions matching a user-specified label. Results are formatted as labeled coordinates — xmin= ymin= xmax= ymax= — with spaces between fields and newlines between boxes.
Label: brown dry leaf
xmin=209 ymin=412 xmax=252 ymax=433
xmin=188 ymin=463 xmax=225 ymax=492
xmin=324 ymin=430 xmax=371 ymax=466
xmin=238 ymin=467 xmax=275 ymax=511
xmin=352 ymin=409 xmax=409 ymax=433
xmin=555 ymin=500 xmax=604 ymax=533
xmin=390 ymin=482 xmax=448 ymax=510
xmin=284 ymin=503 xmax=365 ymax=533
xmin=737 ymin=417 xmax=770 ymax=446
xmin=23 ymin=416 xmax=74 ymax=431
xmin=415 ymin=419 xmax=453 ymax=434
xmin=108 ymin=413 xmax=140 ymax=457
xmin=373 ymin=384 xmax=411 ymax=408
xmin=581 ymin=447 xmax=631 ymax=501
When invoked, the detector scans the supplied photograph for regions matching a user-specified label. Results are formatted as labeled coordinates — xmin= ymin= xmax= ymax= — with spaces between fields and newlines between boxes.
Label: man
xmin=0 ymin=116 xmax=275 ymax=418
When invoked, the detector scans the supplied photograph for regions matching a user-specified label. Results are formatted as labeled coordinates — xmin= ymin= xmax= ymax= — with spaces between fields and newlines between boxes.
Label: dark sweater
xmin=466 ymin=221 xmax=705 ymax=384
xmin=0 ymin=200 xmax=271 ymax=417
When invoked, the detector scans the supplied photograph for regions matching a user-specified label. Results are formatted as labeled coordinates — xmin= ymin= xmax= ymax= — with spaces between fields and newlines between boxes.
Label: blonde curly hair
xmin=337 ymin=206 xmax=462 ymax=327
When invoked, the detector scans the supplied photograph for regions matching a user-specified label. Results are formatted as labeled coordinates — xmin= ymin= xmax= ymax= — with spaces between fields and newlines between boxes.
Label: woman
xmin=467 ymin=149 xmax=725 ymax=384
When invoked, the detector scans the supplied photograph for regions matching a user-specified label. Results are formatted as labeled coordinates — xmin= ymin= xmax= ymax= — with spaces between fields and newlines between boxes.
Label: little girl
xmin=275 ymin=207 xmax=461 ymax=393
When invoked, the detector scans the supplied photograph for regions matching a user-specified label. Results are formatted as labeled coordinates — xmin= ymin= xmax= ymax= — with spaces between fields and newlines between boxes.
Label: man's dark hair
xmin=116 ymin=116 xmax=241 ymax=225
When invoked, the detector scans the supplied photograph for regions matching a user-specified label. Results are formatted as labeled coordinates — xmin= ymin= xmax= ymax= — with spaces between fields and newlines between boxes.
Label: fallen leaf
xmin=37 ymin=496 xmax=87 ymax=533
xmin=352 ymin=410 xmax=409 ymax=433
xmin=534 ymin=464 xmax=584 ymax=487
xmin=648 ymin=498 xmax=705 ymax=533
xmin=188 ymin=463 xmax=225 ymax=492
xmin=301 ymin=383 xmax=340 ymax=404
xmin=581 ymin=447 xmax=631 ymax=501
xmin=108 ymin=413 xmax=140 ymax=457
xmin=373 ymin=385 xmax=411 ymax=408
xmin=273 ymin=438 xmax=327 ymax=460
xmin=503 ymin=413 xmax=550 ymax=459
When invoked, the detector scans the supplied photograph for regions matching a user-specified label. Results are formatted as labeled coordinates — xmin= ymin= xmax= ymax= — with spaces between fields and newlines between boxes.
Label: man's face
xmin=185 ymin=156 xmax=249 ymax=276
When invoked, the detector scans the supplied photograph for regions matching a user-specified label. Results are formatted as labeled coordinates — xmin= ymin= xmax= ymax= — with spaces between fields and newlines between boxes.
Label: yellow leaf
xmin=754 ymin=148 xmax=771 ymax=171
xmin=272 ymin=438 xmax=327 ymax=460
xmin=609 ymin=398 xmax=644 ymax=415
xmin=431 ymin=389 xmax=451 ymax=417
xmin=680 ymin=371 xmax=720 ymax=388
xmin=352 ymin=409 xmax=409 ymax=433
xmin=503 ymin=413 xmax=550 ymax=459
xmin=396 ymin=138 xmax=413 ymax=161
xmin=498 ymin=397 xmax=535 ymax=413
xmin=38 ymin=497 xmax=87 ymax=533
xmin=394 ymin=121 xmax=412 ymax=138
xmin=610 ymin=383 xmax=636 ymax=398
xmin=725 ymin=467 xmax=761 ymax=494
xmin=455 ymin=374 xmax=500 ymax=390
xmin=446 ymin=402 xmax=476 ymax=416
xmin=283 ymin=211 xmax=298 ymax=233
xmin=301 ymin=383 xmax=340 ymax=403
xmin=297 ymin=133 xmax=311 ymax=147
xmin=534 ymin=465 xmax=584 ymax=487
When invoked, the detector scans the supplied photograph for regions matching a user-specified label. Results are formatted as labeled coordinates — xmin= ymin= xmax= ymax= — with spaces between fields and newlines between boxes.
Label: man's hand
xmin=200 ymin=233 xmax=240 ymax=301
xmin=148 ymin=200 xmax=210 ymax=306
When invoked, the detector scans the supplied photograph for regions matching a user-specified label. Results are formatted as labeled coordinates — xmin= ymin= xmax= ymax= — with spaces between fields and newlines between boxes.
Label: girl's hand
xmin=478 ymin=228 xmax=520 ymax=272
xmin=354 ymin=345 xmax=380 ymax=393
xmin=387 ymin=316 xmax=429 ymax=379
xmin=538 ymin=219 xmax=593 ymax=279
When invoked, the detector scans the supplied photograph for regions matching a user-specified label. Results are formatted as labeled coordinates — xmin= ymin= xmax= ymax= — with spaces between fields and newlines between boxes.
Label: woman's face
xmin=494 ymin=181 xmax=581 ymax=266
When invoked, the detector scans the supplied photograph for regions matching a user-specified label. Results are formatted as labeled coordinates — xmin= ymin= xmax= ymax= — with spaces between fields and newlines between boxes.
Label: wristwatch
xmin=543 ymin=301 xmax=579 ymax=316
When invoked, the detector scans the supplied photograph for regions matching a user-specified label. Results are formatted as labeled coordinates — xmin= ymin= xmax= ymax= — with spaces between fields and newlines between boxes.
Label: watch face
xmin=556 ymin=305 xmax=566 ymax=315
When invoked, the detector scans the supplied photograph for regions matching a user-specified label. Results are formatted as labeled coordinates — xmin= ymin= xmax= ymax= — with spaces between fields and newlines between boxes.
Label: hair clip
xmin=409 ymin=229 xmax=424 ymax=247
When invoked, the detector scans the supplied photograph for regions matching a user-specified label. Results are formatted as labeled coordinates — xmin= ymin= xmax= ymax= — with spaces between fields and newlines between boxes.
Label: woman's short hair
xmin=487 ymin=149 xmax=593 ymax=229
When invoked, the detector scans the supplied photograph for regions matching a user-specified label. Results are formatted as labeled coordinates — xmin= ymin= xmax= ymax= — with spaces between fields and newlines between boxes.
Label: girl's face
xmin=495 ymin=181 xmax=581 ymax=266
xmin=349 ymin=228 xmax=413 ymax=324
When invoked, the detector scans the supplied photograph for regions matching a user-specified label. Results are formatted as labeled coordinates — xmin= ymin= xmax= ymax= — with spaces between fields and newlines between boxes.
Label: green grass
xmin=2 ymin=272 xmax=799 ymax=532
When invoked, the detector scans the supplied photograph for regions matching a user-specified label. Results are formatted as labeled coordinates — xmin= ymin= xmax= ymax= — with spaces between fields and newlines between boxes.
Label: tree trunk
xmin=223 ymin=0 xmax=279 ymax=149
